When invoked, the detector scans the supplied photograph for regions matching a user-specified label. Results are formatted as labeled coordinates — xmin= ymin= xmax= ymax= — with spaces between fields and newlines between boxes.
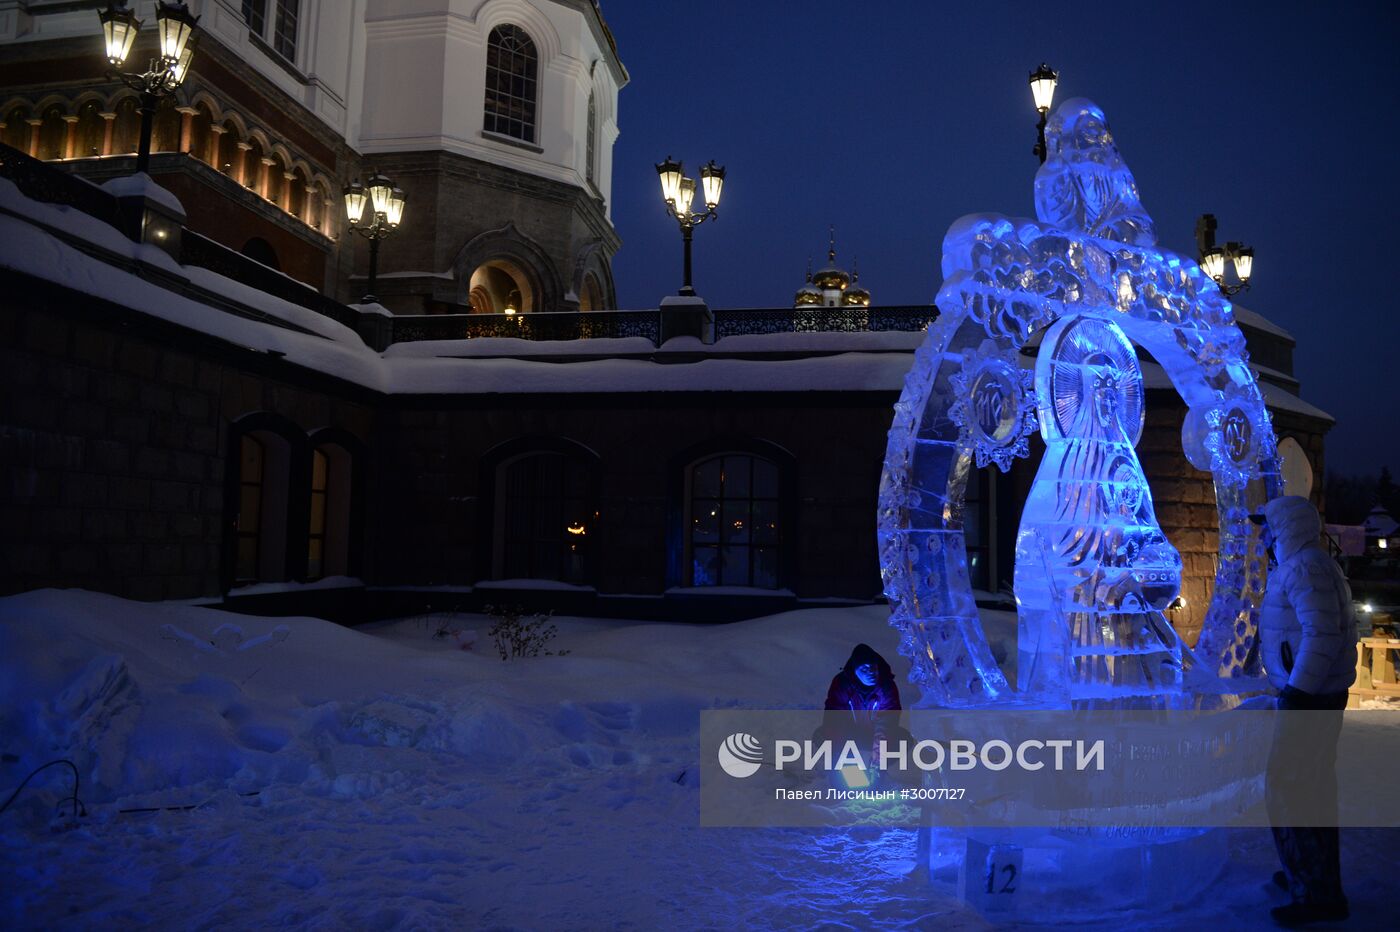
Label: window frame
xmin=242 ymin=0 xmax=302 ymax=69
xmin=482 ymin=24 xmax=540 ymax=145
xmin=235 ymin=434 xmax=265 ymax=584
xmin=684 ymin=453 xmax=783 ymax=590
xmin=585 ymin=89 xmax=596 ymax=185
xmin=306 ymin=446 xmax=328 ymax=580
xmin=495 ymin=450 xmax=595 ymax=585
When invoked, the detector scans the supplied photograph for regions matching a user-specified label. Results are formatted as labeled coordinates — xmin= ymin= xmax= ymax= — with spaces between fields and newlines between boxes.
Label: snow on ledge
xmin=226 ymin=576 xmax=365 ymax=597
xmin=475 ymin=579 xmax=598 ymax=592
xmin=664 ymin=586 xmax=796 ymax=597
xmin=100 ymin=173 xmax=185 ymax=216
xmin=383 ymin=336 xmax=657 ymax=359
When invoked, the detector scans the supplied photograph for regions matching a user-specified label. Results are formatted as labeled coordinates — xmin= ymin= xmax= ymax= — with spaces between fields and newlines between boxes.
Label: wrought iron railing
xmin=386 ymin=305 xmax=937 ymax=346
xmin=4 ymin=142 xmax=939 ymax=349
xmin=179 ymin=231 xmax=363 ymax=330
xmin=391 ymin=309 xmax=663 ymax=344
xmin=712 ymin=305 xmax=937 ymax=338
xmin=0 ymin=141 xmax=121 ymax=227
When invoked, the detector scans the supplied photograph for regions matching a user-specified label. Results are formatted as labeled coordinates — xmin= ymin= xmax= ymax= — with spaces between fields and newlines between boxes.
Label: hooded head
xmin=1034 ymin=97 xmax=1157 ymax=246
xmin=1258 ymin=495 xmax=1323 ymax=562
xmin=843 ymin=643 xmax=893 ymax=687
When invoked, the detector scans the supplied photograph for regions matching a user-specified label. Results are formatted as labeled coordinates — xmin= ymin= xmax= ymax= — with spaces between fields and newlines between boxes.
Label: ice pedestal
xmin=922 ymin=825 xmax=1228 ymax=920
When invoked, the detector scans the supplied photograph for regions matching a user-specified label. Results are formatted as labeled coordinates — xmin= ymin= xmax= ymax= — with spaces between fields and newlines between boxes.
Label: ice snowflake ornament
xmin=948 ymin=341 xmax=1038 ymax=473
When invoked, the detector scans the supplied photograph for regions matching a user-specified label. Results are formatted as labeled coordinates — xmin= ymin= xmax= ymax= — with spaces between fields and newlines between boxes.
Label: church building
xmin=0 ymin=0 xmax=624 ymax=312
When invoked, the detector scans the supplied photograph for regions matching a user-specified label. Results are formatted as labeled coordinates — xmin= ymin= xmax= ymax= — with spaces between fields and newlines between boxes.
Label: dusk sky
xmin=602 ymin=1 xmax=1399 ymax=480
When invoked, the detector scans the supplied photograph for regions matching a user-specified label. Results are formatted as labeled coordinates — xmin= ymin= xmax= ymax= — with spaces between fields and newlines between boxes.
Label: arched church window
xmin=483 ymin=25 xmax=538 ymax=143
xmin=234 ymin=430 xmax=292 ymax=584
xmin=687 ymin=454 xmax=781 ymax=589
xmin=307 ymin=443 xmax=354 ymax=580
xmin=585 ymin=90 xmax=596 ymax=184
xmin=236 ymin=434 xmax=265 ymax=582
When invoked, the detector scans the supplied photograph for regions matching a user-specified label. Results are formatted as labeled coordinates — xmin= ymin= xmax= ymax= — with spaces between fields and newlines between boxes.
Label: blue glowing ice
xmin=878 ymin=98 xmax=1281 ymax=709
xmin=1014 ymin=315 xmax=1186 ymax=704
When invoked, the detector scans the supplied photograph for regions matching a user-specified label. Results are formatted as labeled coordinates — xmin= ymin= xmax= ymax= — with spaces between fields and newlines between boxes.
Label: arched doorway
xmin=579 ymin=272 xmax=604 ymax=312
xmin=468 ymin=259 xmax=534 ymax=313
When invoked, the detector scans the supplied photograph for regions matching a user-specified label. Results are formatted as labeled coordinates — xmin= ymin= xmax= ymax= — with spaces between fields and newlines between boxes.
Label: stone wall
xmin=1 ymin=276 xmax=1334 ymax=624
xmin=373 ymin=395 xmax=895 ymax=600
xmin=0 ymin=283 xmax=375 ymax=601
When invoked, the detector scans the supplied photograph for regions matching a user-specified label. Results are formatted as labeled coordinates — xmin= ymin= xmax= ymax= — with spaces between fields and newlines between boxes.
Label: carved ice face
xmin=1092 ymin=365 xmax=1121 ymax=431
xmin=1068 ymin=112 xmax=1114 ymax=163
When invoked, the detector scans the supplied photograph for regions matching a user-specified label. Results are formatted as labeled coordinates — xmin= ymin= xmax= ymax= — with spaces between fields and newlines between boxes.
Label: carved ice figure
xmin=878 ymin=97 xmax=1278 ymax=709
xmin=1014 ymin=315 xmax=1185 ymax=705
xmin=1034 ymin=97 xmax=1156 ymax=247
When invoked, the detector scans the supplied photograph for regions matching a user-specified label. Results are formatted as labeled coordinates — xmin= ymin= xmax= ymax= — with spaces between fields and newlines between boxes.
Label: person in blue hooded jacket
xmin=1253 ymin=495 xmax=1359 ymax=927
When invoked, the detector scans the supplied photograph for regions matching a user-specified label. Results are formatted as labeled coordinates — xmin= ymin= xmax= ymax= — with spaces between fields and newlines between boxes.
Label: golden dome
xmin=812 ymin=266 xmax=849 ymax=291
xmin=842 ymin=258 xmax=870 ymax=306
xmin=795 ymin=286 xmax=823 ymax=306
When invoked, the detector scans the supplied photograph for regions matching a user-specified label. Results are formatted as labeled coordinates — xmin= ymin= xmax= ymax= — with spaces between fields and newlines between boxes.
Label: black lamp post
xmin=656 ymin=156 xmax=725 ymax=296
xmin=344 ymin=172 xmax=406 ymax=304
xmin=1029 ymin=62 xmax=1058 ymax=164
xmin=1195 ymin=214 xmax=1254 ymax=296
xmin=98 ymin=2 xmax=199 ymax=175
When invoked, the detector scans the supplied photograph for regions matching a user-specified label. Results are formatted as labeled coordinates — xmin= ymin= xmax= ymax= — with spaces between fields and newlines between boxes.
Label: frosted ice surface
xmin=879 ymin=98 xmax=1281 ymax=708
xmin=1014 ymin=316 xmax=1185 ymax=705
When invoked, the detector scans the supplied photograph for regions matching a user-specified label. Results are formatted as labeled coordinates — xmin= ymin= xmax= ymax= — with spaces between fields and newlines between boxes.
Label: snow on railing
xmin=390 ymin=309 xmax=663 ymax=344
xmin=0 ymin=140 xmax=121 ymax=227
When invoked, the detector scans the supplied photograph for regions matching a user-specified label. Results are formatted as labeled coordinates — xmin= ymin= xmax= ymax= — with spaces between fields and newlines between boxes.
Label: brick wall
xmin=0 ymin=287 xmax=374 ymax=600
xmin=374 ymin=396 xmax=895 ymax=600
xmin=1 ymin=280 xmax=1334 ymax=622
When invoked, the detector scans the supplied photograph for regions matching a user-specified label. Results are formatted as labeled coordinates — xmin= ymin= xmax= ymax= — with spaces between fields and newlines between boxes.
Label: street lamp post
xmin=343 ymin=171 xmax=406 ymax=304
xmin=656 ymin=156 xmax=725 ymax=296
xmin=1029 ymin=62 xmax=1059 ymax=164
xmin=98 ymin=2 xmax=199 ymax=175
xmin=1195 ymin=214 xmax=1254 ymax=296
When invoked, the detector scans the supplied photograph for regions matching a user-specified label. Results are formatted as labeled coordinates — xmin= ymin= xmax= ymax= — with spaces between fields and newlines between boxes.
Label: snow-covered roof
xmin=0 ymin=182 xmax=914 ymax=396
xmin=1364 ymin=507 xmax=1399 ymax=537
xmin=1230 ymin=304 xmax=1294 ymax=342
xmin=0 ymin=178 xmax=1328 ymax=415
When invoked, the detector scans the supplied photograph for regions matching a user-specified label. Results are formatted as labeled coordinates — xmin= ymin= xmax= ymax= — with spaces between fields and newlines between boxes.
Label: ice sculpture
xmin=1033 ymin=99 xmax=1155 ymax=247
xmin=878 ymin=97 xmax=1281 ymax=709
xmin=1015 ymin=316 xmax=1186 ymax=705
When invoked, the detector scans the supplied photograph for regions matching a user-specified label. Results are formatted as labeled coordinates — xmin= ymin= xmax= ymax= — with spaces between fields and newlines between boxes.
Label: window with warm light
xmin=687 ymin=455 xmax=780 ymax=589
xmin=483 ymin=25 xmax=538 ymax=143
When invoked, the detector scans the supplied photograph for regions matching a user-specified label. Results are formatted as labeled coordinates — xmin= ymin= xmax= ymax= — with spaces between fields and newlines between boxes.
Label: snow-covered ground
xmin=1 ymin=590 xmax=1395 ymax=929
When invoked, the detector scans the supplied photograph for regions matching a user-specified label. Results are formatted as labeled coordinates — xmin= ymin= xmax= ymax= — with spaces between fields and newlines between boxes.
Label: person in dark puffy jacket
xmin=1253 ymin=495 xmax=1359 ymax=927
xmin=814 ymin=644 xmax=910 ymax=779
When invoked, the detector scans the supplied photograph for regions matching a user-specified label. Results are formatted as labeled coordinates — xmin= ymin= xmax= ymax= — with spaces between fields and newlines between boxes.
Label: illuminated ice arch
xmin=878 ymin=98 xmax=1282 ymax=708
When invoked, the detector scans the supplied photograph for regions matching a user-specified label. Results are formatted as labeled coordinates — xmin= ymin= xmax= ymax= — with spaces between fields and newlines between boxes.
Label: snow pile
xmin=0 ymin=590 xmax=1392 ymax=928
